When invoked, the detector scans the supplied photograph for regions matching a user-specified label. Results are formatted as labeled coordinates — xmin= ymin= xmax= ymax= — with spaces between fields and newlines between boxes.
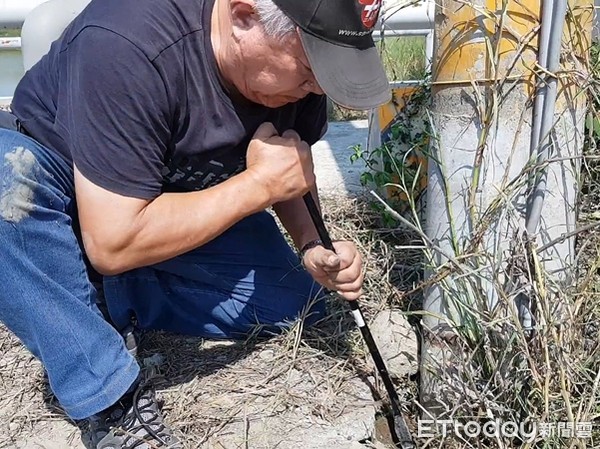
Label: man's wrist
xmin=299 ymin=239 xmax=323 ymax=260
xmin=239 ymin=170 xmax=272 ymax=211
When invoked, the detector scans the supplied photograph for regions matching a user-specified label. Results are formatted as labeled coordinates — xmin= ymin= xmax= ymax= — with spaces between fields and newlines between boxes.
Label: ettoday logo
xmin=418 ymin=419 xmax=594 ymax=441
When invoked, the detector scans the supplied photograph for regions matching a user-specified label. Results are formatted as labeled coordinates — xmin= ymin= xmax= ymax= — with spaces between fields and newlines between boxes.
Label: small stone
xmin=142 ymin=353 xmax=165 ymax=367
xmin=369 ymin=310 xmax=418 ymax=378
xmin=202 ymin=340 xmax=236 ymax=350
xmin=9 ymin=422 xmax=19 ymax=431
xmin=258 ymin=349 xmax=275 ymax=361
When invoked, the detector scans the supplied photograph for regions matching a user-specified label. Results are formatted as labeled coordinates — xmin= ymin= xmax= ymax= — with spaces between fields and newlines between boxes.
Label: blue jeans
xmin=0 ymin=129 xmax=325 ymax=420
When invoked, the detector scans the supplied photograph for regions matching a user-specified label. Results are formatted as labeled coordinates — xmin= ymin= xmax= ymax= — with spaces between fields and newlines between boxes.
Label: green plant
xmin=354 ymin=3 xmax=600 ymax=448
xmin=585 ymin=42 xmax=600 ymax=149
xmin=350 ymin=82 xmax=431 ymax=222
xmin=378 ymin=36 xmax=428 ymax=81
xmin=0 ymin=28 xmax=20 ymax=38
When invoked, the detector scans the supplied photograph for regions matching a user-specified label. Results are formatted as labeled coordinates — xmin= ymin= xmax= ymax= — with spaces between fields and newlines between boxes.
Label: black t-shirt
xmin=11 ymin=0 xmax=327 ymax=199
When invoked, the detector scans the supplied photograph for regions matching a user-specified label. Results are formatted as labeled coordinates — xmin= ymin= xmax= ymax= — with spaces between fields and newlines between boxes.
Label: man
xmin=0 ymin=0 xmax=390 ymax=447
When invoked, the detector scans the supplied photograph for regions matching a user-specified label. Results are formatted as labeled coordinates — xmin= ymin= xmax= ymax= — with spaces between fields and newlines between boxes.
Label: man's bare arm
xmin=272 ymin=186 xmax=320 ymax=251
xmin=76 ymin=167 xmax=271 ymax=275
xmin=76 ymin=123 xmax=315 ymax=275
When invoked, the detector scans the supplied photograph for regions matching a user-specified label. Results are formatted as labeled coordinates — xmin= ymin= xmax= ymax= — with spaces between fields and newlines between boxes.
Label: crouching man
xmin=0 ymin=0 xmax=389 ymax=446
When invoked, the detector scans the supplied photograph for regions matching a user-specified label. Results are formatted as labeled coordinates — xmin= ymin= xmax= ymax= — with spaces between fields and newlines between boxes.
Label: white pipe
xmin=21 ymin=0 xmax=92 ymax=70
xmin=0 ymin=0 xmax=49 ymax=27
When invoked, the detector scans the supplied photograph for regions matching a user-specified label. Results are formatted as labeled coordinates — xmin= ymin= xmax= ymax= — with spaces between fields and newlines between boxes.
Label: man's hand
xmin=302 ymin=241 xmax=363 ymax=301
xmin=246 ymin=123 xmax=315 ymax=205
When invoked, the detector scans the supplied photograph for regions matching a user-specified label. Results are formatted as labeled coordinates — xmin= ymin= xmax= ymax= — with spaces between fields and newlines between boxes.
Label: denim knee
xmin=0 ymin=130 xmax=139 ymax=419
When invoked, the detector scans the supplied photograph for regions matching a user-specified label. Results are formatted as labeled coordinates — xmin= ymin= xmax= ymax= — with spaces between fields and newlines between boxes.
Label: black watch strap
xmin=299 ymin=239 xmax=324 ymax=259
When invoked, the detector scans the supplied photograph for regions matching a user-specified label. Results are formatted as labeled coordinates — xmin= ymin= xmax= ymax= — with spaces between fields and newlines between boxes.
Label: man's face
xmin=233 ymin=27 xmax=325 ymax=108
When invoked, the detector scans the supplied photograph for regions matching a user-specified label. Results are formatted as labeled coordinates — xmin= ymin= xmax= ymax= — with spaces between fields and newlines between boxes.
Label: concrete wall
xmin=420 ymin=0 xmax=589 ymax=415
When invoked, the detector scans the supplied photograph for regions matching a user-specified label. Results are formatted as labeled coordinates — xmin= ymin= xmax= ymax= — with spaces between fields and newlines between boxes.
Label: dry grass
xmin=0 ymin=28 xmax=19 ymax=38
xmin=405 ymin=160 xmax=600 ymax=449
xmin=0 ymin=196 xmax=420 ymax=449
xmin=353 ymin=3 xmax=600 ymax=448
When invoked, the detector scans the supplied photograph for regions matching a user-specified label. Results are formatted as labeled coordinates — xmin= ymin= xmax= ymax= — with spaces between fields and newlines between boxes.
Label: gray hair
xmin=254 ymin=0 xmax=296 ymax=37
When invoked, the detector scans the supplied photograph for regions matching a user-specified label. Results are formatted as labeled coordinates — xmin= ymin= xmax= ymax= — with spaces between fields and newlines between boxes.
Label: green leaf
xmin=360 ymin=172 xmax=374 ymax=186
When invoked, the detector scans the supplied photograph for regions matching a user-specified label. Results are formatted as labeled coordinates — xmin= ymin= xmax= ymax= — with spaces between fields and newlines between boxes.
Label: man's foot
xmin=88 ymin=380 xmax=182 ymax=448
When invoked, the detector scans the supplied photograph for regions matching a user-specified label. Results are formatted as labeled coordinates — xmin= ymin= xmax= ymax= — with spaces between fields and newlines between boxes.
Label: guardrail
xmin=0 ymin=0 xmax=48 ymax=27
xmin=1 ymin=0 xmax=435 ymax=45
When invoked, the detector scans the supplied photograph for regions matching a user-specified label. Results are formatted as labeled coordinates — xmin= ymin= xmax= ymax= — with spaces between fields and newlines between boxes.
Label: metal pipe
xmin=516 ymin=0 xmax=568 ymax=331
xmin=526 ymin=0 xmax=568 ymax=235
xmin=516 ymin=0 xmax=556 ymax=331
xmin=528 ymin=0 xmax=554 ymax=161
xmin=425 ymin=31 xmax=434 ymax=72
xmin=21 ymin=0 xmax=93 ymax=70
xmin=595 ymin=0 xmax=600 ymax=42
xmin=0 ymin=0 xmax=48 ymax=28
xmin=379 ymin=0 xmax=435 ymax=31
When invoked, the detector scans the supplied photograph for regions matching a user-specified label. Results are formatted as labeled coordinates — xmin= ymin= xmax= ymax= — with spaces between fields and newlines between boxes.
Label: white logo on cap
xmin=359 ymin=0 xmax=382 ymax=29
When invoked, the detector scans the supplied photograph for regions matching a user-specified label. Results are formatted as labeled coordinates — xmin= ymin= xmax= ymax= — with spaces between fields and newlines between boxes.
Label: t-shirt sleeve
xmin=293 ymin=93 xmax=328 ymax=146
xmin=57 ymin=27 xmax=171 ymax=199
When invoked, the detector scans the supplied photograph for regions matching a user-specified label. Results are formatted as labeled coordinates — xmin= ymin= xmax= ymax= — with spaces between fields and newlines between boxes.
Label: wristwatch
xmin=299 ymin=239 xmax=323 ymax=260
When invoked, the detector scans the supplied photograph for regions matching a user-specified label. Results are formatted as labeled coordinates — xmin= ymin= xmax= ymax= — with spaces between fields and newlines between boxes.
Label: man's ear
xmin=229 ymin=0 xmax=259 ymax=36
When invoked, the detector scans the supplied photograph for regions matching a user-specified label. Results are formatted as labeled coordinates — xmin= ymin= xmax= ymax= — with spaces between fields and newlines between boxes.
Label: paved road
xmin=312 ymin=119 xmax=369 ymax=197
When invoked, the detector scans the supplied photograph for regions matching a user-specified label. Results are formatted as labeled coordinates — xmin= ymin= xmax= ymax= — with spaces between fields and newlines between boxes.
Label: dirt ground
xmin=0 ymin=194 xmax=420 ymax=449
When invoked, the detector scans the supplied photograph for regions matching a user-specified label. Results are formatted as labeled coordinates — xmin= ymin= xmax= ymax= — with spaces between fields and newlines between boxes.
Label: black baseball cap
xmin=271 ymin=0 xmax=391 ymax=110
